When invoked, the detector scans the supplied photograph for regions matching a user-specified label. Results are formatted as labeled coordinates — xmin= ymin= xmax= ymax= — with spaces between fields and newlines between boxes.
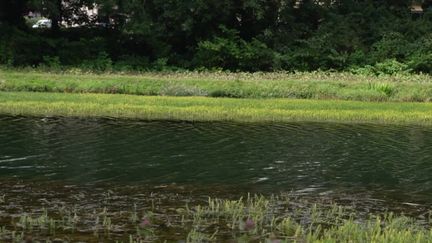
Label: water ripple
xmin=1 ymin=116 xmax=432 ymax=203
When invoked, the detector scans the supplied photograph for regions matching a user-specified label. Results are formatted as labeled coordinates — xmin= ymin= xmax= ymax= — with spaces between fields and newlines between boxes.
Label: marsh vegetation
xmin=2 ymin=69 xmax=432 ymax=102
xmin=1 ymin=91 xmax=432 ymax=125
xmin=1 ymin=180 xmax=432 ymax=243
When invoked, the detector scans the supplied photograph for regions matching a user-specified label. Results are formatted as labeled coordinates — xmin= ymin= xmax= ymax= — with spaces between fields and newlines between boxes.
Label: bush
xmin=41 ymin=56 xmax=61 ymax=70
xmin=373 ymin=59 xmax=409 ymax=75
xmin=408 ymin=54 xmax=432 ymax=73
xmin=370 ymin=32 xmax=409 ymax=62
xmin=113 ymin=55 xmax=150 ymax=71
xmin=0 ymin=25 xmax=52 ymax=66
xmin=58 ymin=37 xmax=108 ymax=66
xmin=194 ymin=27 xmax=275 ymax=71
xmin=350 ymin=59 xmax=409 ymax=75
xmin=151 ymin=58 xmax=169 ymax=71
xmin=406 ymin=34 xmax=432 ymax=74
xmin=80 ymin=52 xmax=112 ymax=72
xmin=278 ymin=34 xmax=353 ymax=72
xmin=0 ymin=40 xmax=13 ymax=66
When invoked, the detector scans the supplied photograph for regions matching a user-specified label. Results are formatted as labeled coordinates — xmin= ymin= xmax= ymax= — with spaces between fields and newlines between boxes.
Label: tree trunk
xmin=51 ymin=0 xmax=63 ymax=33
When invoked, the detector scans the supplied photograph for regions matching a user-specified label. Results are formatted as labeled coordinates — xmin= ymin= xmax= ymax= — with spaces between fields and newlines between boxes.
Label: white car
xmin=32 ymin=19 xmax=52 ymax=29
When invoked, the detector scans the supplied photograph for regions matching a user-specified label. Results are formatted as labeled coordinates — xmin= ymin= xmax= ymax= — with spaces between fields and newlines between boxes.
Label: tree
xmin=28 ymin=0 xmax=97 ymax=31
xmin=0 ymin=0 xmax=28 ymax=28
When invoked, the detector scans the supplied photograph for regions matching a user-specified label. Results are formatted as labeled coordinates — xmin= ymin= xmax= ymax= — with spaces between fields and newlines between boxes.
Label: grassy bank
xmin=1 ymin=92 xmax=432 ymax=125
xmin=2 ymin=69 xmax=432 ymax=102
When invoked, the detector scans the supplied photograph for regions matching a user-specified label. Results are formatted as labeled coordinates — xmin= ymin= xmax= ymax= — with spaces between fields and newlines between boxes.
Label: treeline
xmin=2 ymin=0 xmax=432 ymax=73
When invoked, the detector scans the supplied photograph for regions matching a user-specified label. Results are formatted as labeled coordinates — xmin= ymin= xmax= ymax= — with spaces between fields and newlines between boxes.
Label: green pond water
xmin=1 ymin=116 xmax=432 ymax=241
xmin=1 ymin=116 xmax=432 ymax=204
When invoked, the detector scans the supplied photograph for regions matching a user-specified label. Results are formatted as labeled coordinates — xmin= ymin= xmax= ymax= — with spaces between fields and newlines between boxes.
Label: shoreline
xmin=1 ymin=91 xmax=431 ymax=125
xmin=0 ymin=179 xmax=431 ymax=242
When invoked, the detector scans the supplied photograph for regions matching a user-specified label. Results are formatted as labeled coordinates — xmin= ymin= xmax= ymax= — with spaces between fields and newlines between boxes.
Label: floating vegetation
xmin=0 ymin=181 xmax=431 ymax=242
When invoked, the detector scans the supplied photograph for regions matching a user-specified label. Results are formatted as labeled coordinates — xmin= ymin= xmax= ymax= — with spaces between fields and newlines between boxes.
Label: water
xmin=1 ymin=116 xmax=432 ymax=204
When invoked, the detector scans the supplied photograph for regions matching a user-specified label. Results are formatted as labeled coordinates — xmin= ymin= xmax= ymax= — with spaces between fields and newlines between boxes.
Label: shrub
xmin=0 ymin=26 xmax=52 ymax=66
xmin=58 ymin=37 xmax=108 ymax=66
xmin=113 ymin=55 xmax=150 ymax=71
xmin=370 ymin=32 xmax=409 ymax=62
xmin=405 ymin=33 xmax=432 ymax=73
xmin=194 ymin=27 xmax=275 ymax=71
xmin=408 ymin=54 xmax=432 ymax=74
xmin=80 ymin=52 xmax=112 ymax=72
xmin=373 ymin=59 xmax=409 ymax=75
xmin=351 ymin=59 xmax=409 ymax=76
xmin=151 ymin=58 xmax=170 ymax=71
xmin=41 ymin=56 xmax=61 ymax=70
xmin=0 ymin=40 xmax=13 ymax=66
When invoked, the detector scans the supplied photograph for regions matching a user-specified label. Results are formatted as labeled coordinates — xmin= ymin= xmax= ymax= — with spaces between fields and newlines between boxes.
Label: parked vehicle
xmin=32 ymin=19 xmax=52 ymax=29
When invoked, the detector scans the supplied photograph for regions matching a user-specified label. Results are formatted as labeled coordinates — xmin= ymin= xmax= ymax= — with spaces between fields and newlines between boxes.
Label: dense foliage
xmin=2 ymin=0 xmax=432 ymax=72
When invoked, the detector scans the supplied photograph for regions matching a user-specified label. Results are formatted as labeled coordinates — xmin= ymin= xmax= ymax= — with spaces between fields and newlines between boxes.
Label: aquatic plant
xmin=186 ymin=229 xmax=217 ymax=242
xmin=0 ymin=193 xmax=432 ymax=242
xmin=17 ymin=209 xmax=56 ymax=234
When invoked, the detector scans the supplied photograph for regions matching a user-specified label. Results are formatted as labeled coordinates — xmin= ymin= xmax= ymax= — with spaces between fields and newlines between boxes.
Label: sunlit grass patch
xmin=0 ymin=92 xmax=431 ymax=125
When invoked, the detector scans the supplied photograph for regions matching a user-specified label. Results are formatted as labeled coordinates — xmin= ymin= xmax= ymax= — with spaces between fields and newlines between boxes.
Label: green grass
xmin=2 ymin=69 xmax=432 ymax=102
xmin=1 ymin=91 xmax=432 ymax=125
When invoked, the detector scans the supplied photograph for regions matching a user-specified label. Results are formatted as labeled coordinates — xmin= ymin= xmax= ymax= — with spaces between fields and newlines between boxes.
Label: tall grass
xmin=2 ymin=69 xmax=432 ymax=102
xmin=0 ymin=92 xmax=432 ymax=125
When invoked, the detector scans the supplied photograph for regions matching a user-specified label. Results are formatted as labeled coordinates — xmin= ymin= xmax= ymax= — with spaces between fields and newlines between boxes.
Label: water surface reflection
xmin=1 ymin=116 xmax=432 ymax=204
